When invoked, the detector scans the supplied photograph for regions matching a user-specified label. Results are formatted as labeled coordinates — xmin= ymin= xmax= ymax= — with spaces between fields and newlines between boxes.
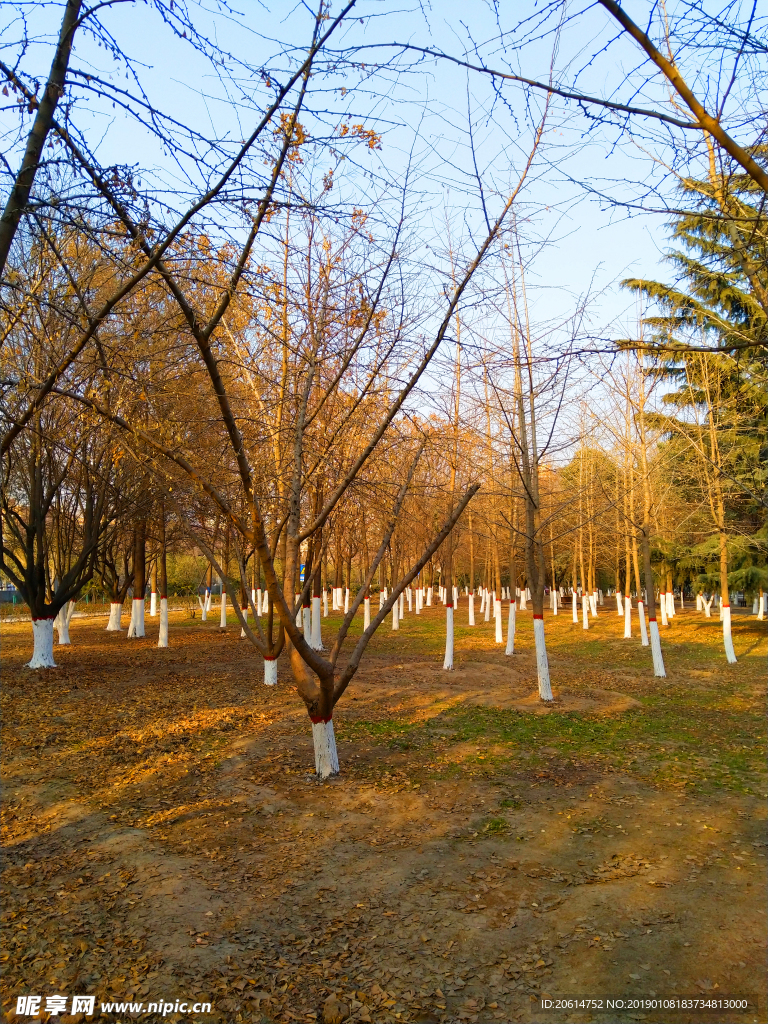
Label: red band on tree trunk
xmin=32 ymin=616 xmax=55 ymax=621
xmin=723 ymin=604 xmax=730 ymax=609
xmin=649 ymin=617 xmax=656 ymax=622
xmin=309 ymin=715 xmax=332 ymax=724
xmin=446 ymin=603 xmax=453 ymax=609
xmin=533 ymin=614 xmax=543 ymax=620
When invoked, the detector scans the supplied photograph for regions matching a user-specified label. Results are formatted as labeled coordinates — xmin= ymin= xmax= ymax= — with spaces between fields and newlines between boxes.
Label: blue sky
xmin=3 ymin=0 xmax=744 ymax=357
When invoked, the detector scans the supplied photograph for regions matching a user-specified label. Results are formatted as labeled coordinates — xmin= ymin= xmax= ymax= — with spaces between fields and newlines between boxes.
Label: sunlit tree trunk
xmin=128 ymin=519 xmax=146 ymax=638
xmin=157 ymin=504 xmax=169 ymax=647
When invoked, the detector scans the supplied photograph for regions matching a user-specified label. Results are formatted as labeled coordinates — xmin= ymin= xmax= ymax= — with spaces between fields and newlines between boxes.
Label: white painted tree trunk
xmin=399 ymin=591 xmax=405 ymax=618
xmin=200 ymin=594 xmax=208 ymax=621
xmin=364 ymin=596 xmax=371 ymax=630
xmin=572 ymin=590 xmax=579 ymax=623
xmin=649 ymin=618 xmax=666 ymax=677
xmin=107 ymin=602 xmax=123 ymax=630
xmin=302 ymin=605 xmax=311 ymax=638
xmin=158 ymin=598 xmax=169 ymax=647
xmin=623 ymin=594 xmax=632 ymax=638
xmin=533 ymin=616 xmax=553 ymax=701
xmin=479 ymin=589 xmax=485 ymax=614
xmin=312 ymin=596 xmax=323 ymax=649
xmin=312 ymin=718 xmax=339 ymax=777
xmin=150 ymin=591 xmax=157 ymax=617
xmin=264 ymin=657 xmax=277 ymax=686
xmin=443 ymin=605 xmax=454 ymax=670
xmin=696 ymin=593 xmax=702 ymax=611
xmin=581 ymin=595 xmax=589 ymax=630
xmin=758 ymin=591 xmax=765 ymax=621
xmin=251 ymin=588 xmax=256 ymax=610
xmin=295 ymin=596 xmax=302 ymax=627
xmin=719 ymin=595 xmax=724 ymax=621
xmin=468 ymin=593 xmax=475 ymax=626
xmin=407 ymin=588 xmax=412 ymax=611
xmin=484 ymin=591 xmax=491 ymax=621
xmin=616 ymin=592 xmax=623 ymax=615
xmin=323 ymin=590 xmax=328 ymax=617
xmin=505 ymin=600 xmax=516 ymax=655
xmin=426 ymin=588 xmax=432 ymax=606
xmin=28 ymin=618 xmax=57 ymax=668
xmin=128 ymin=598 xmax=146 ymax=638
xmin=205 ymin=589 xmax=212 ymax=612
xmin=519 ymin=591 xmax=527 ymax=611
xmin=241 ymin=605 xmax=249 ymax=638
xmin=552 ymin=590 xmax=558 ymax=615
xmin=588 ymin=593 xmax=597 ymax=617
xmin=220 ymin=592 xmax=227 ymax=629
xmin=344 ymin=588 xmax=350 ymax=614
xmin=703 ymin=595 xmax=713 ymax=618
xmin=722 ymin=606 xmax=737 ymax=663
xmin=392 ymin=601 xmax=399 ymax=630
xmin=494 ymin=598 xmax=503 ymax=643
xmin=660 ymin=590 xmax=669 ymax=626
xmin=599 ymin=589 xmax=604 ymax=606
xmin=679 ymin=591 xmax=684 ymax=609
xmin=638 ymin=600 xmax=649 ymax=646
xmin=55 ymin=602 xmax=72 ymax=645
xmin=256 ymin=588 xmax=263 ymax=614
xmin=667 ymin=592 xmax=676 ymax=618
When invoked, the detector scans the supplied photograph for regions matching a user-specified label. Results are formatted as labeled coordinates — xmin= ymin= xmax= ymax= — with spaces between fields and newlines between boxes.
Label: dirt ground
xmin=2 ymin=603 xmax=766 ymax=1024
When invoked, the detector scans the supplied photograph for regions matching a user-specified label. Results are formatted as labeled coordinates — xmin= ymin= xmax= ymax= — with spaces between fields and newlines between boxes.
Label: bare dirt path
xmin=2 ymin=605 xmax=766 ymax=1024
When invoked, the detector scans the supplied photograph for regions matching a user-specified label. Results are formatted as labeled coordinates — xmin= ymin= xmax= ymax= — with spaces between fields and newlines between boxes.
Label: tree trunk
xmin=158 ymin=503 xmax=169 ymax=648
xmin=28 ymin=617 xmax=57 ymax=669
xmin=128 ymin=520 xmax=146 ymax=638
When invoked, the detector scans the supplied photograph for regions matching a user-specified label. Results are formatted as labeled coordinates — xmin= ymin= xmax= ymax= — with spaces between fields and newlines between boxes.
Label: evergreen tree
xmin=622 ymin=152 xmax=767 ymax=658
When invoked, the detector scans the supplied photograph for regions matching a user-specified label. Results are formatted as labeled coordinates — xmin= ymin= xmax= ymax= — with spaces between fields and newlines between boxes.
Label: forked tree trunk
xmin=312 ymin=717 xmax=339 ymax=777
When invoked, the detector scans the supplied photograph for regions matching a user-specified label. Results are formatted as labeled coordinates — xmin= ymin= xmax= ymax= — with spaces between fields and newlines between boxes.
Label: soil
xmin=1 ymin=605 xmax=766 ymax=1024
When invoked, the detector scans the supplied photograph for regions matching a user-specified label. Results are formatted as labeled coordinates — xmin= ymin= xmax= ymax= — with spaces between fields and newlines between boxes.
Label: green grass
xmin=338 ymin=695 xmax=766 ymax=795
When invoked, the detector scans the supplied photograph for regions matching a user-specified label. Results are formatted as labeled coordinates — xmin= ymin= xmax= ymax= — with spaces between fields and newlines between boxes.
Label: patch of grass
xmin=499 ymin=797 xmax=523 ymax=810
xmin=481 ymin=817 xmax=511 ymax=836
xmin=339 ymin=695 xmax=766 ymax=794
